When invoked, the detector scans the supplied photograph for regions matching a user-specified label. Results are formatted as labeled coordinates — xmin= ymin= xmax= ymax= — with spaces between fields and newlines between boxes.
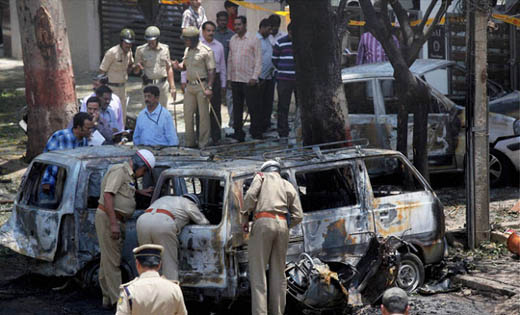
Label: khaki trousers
xmin=184 ymin=84 xmax=210 ymax=148
xmin=248 ymin=217 xmax=289 ymax=315
xmin=136 ymin=212 xmax=180 ymax=280
xmin=95 ymin=209 xmax=125 ymax=305
xmin=110 ymin=84 xmax=127 ymax=124
xmin=143 ymin=80 xmax=170 ymax=109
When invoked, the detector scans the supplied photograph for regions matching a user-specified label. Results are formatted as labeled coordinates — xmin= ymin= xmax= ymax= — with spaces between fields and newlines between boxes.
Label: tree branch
xmin=389 ymin=0 xmax=413 ymax=47
xmin=417 ymin=0 xmax=438 ymax=35
xmin=408 ymin=0 xmax=451 ymax=64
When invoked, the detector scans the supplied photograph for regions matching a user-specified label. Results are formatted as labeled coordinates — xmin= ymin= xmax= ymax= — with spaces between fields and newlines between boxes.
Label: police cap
xmin=182 ymin=26 xmax=200 ymax=39
xmin=133 ymin=244 xmax=164 ymax=258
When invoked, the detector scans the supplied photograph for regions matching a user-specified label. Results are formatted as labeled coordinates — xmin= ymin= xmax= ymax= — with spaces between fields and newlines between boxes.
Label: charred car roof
xmin=162 ymin=147 xmax=403 ymax=178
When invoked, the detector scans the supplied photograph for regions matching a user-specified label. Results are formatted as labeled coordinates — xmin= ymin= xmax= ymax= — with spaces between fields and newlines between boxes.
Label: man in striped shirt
xmin=227 ymin=15 xmax=262 ymax=142
xmin=272 ymin=23 xmax=296 ymax=138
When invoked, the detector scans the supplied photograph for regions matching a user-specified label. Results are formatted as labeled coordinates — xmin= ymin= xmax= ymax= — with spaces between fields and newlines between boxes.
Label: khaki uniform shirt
xmin=135 ymin=42 xmax=171 ymax=79
xmin=242 ymin=172 xmax=303 ymax=228
xmin=99 ymin=44 xmax=134 ymax=83
xmin=116 ymin=270 xmax=187 ymax=315
xmin=183 ymin=42 xmax=216 ymax=82
xmin=148 ymin=196 xmax=210 ymax=232
xmin=98 ymin=162 xmax=136 ymax=218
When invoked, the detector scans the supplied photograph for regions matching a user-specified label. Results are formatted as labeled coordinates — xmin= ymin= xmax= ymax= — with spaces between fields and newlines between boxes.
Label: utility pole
xmin=465 ymin=0 xmax=490 ymax=249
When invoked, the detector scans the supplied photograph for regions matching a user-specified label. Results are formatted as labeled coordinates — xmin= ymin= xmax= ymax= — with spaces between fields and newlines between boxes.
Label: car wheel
xmin=489 ymin=149 xmax=512 ymax=187
xmin=396 ymin=253 xmax=425 ymax=293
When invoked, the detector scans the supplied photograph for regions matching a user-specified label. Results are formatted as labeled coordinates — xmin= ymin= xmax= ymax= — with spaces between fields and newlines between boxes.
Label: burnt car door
xmin=152 ymin=170 xmax=229 ymax=290
xmin=294 ymin=160 xmax=374 ymax=265
xmin=363 ymin=155 xmax=444 ymax=264
xmin=0 ymin=157 xmax=78 ymax=262
xmin=376 ymin=78 xmax=459 ymax=169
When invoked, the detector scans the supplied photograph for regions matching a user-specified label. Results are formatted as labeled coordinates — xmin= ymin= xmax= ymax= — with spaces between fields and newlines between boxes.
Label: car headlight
xmin=514 ymin=120 xmax=520 ymax=135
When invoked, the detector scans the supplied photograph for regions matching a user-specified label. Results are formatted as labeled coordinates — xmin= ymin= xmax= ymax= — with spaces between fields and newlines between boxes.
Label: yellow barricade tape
xmin=492 ymin=13 xmax=520 ymax=27
xmin=160 ymin=0 xmax=188 ymax=4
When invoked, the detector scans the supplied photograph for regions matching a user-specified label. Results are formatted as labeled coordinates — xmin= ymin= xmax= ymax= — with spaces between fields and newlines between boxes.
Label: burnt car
xmin=0 ymin=146 xmax=206 ymax=286
xmin=342 ymin=59 xmax=520 ymax=186
xmin=147 ymin=144 xmax=445 ymax=305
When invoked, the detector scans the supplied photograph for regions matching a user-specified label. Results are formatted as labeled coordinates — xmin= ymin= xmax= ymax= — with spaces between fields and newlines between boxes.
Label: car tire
xmin=396 ymin=253 xmax=425 ymax=293
xmin=489 ymin=149 xmax=512 ymax=187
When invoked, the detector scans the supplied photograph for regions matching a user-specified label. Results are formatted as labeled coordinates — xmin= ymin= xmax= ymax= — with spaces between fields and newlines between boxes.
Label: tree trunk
xmin=394 ymin=67 xmax=430 ymax=180
xmin=288 ymin=0 xmax=350 ymax=146
xmin=17 ymin=0 xmax=77 ymax=160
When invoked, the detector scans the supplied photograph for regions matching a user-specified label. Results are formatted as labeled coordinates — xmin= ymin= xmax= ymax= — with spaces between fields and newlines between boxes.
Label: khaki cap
xmin=182 ymin=26 xmax=200 ymax=38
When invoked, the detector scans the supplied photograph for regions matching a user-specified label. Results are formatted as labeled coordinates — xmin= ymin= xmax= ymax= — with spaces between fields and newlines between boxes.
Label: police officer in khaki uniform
xmin=172 ymin=26 xmax=216 ymax=148
xmin=95 ymin=149 xmax=156 ymax=309
xmin=136 ymin=194 xmax=209 ymax=280
xmin=99 ymin=28 xmax=135 ymax=123
xmin=242 ymin=160 xmax=303 ymax=315
xmin=134 ymin=26 xmax=176 ymax=109
xmin=116 ymin=244 xmax=188 ymax=315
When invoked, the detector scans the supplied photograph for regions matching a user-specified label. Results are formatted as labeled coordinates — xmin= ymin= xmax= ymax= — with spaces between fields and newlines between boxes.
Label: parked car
xmin=0 ymin=146 xmax=205 ymax=285
xmin=489 ymin=90 xmax=520 ymax=120
xmin=0 ymin=142 xmax=445 ymax=304
xmin=342 ymin=59 xmax=520 ymax=186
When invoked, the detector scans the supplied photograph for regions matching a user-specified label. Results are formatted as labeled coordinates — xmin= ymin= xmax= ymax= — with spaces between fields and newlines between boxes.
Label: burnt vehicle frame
xmin=0 ymin=146 xmax=206 ymax=286
xmin=148 ymin=143 xmax=445 ymax=304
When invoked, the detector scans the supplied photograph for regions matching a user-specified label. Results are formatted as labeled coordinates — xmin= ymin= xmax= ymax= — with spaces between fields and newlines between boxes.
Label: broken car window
xmin=159 ymin=176 xmax=225 ymax=225
xmin=87 ymin=169 xmax=104 ymax=209
xmin=295 ymin=166 xmax=358 ymax=212
xmin=19 ymin=162 xmax=68 ymax=210
xmin=378 ymin=79 xmax=401 ymax=114
xmin=364 ymin=156 xmax=424 ymax=197
xmin=344 ymin=80 xmax=375 ymax=114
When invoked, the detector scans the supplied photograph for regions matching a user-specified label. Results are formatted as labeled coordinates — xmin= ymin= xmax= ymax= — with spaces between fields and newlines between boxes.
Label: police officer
xmin=116 ymin=244 xmax=188 ymax=315
xmin=99 ymin=28 xmax=135 ymax=123
xmin=172 ymin=26 xmax=216 ymax=148
xmin=134 ymin=26 xmax=176 ymax=109
xmin=136 ymin=194 xmax=210 ymax=280
xmin=95 ymin=149 xmax=156 ymax=309
xmin=242 ymin=160 xmax=303 ymax=315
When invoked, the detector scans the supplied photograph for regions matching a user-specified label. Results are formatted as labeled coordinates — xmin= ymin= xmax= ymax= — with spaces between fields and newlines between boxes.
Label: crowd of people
xmin=47 ymin=0 xmax=297 ymax=151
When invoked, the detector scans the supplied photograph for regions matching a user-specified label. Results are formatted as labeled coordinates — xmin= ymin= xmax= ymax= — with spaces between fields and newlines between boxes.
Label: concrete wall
xmin=203 ymin=0 xmax=287 ymax=36
xmin=62 ymin=0 xmax=101 ymax=74
xmin=8 ymin=0 xmax=21 ymax=59
xmin=7 ymin=0 xmax=101 ymax=73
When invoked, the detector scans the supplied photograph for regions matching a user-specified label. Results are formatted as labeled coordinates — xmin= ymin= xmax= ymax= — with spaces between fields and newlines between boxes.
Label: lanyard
xmin=145 ymin=106 xmax=162 ymax=125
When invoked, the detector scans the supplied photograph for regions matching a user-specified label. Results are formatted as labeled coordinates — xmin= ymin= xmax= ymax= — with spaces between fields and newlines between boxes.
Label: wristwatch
xmin=207 ymin=86 xmax=213 ymax=90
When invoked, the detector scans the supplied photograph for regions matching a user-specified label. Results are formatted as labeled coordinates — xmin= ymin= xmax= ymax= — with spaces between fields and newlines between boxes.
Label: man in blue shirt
xmin=41 ymin=112 xmax=93 ymax=198
xmin=133 ymin=85 xmax=179 ymax=146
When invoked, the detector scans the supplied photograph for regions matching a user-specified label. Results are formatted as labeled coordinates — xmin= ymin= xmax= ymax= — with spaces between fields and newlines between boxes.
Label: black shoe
xmin=229 ymin=133 xmax=245 ymax=142
xmin=251 ymin=134 xmax=264 ymax=140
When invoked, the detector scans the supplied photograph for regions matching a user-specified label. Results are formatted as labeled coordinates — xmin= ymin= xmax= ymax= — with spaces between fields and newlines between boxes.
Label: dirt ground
xmin=0 ymin=57 xmax=519 ymax=314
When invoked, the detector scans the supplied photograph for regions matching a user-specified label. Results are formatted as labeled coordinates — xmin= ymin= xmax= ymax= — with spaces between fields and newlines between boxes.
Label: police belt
xmin=97 ymin=203 xmax=126 ymax=222
xmin=145 ymin=208 xmax=176 ymax=220
xmin=187 ymin=77 xmax=207 ymax=85
xmin=254 ymin=211 xmax=286 ymax=221
xmin=108 ymin=82 xmax=125 ymax=87
xmin=143 ymin=77 xmax=167 ymax=85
